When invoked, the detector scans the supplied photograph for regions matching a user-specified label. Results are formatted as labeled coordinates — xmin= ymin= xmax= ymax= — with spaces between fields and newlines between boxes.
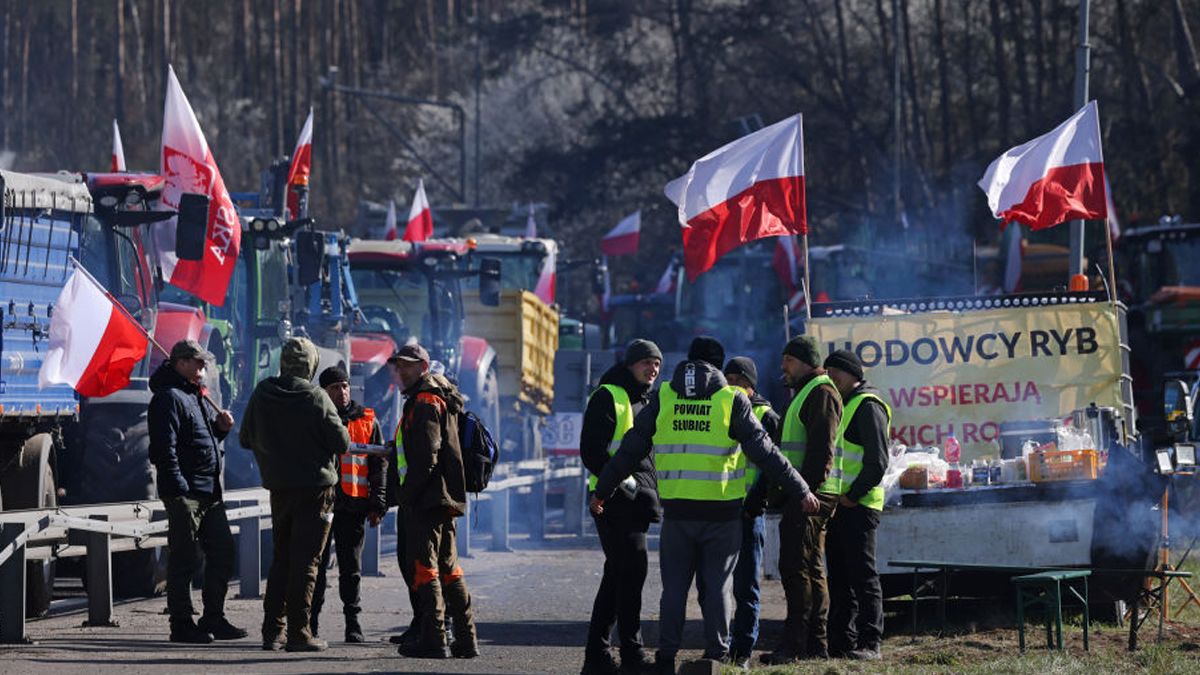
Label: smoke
xmin=0 ymin=150 xmax=14 ymax=170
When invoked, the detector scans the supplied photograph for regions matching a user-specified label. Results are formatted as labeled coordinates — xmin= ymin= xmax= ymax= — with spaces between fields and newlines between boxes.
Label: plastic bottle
xmin=944 ymin=434 xmax=963 ymax=488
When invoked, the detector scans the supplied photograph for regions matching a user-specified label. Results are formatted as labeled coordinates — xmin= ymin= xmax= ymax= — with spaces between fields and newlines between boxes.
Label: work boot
xmin=309 ymin=613 xmax=320 ymax=638
xmin=581 ymin=650 xmax=620 ymax=675
xmin=397 ymin=640 xmax=449 ymax=658
xmin=197 ymin=615 xmax=248 ymax=641
xmin=344 ymin=615 xmax=365 ymax=644
xmin=620 ymin=648 xmax=653 ymax=674
xmin=727 ymin=650 xmax=752 ymax=670
xmin=285 ymin=636 xmax=329 ymax=652
xmin=169 ymin=620 xmax=213 ymax=645
xmin=848 ymin=646 xmax=881 ymax=661
xmin=653 ymin=651 xmax=675 ymax=675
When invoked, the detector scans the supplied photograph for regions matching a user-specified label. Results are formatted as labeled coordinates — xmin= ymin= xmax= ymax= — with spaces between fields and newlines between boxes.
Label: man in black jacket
xmin=148 ymin=339 xmax=247 ymax=644
xmin=823 ymin=350 xmax=890 ymax=661
xmin=310 ymin=366 xmax=388 ymax=643
xmin=581 ymin=339 xmax=663 ymax=675
xmin=592 ymin=336 xmax=817 ymax=674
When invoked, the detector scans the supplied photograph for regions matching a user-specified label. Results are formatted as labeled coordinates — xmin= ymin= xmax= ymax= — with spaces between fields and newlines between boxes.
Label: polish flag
xmin=600 ymin=211 xmax=640 ymax=256
xmin=383 ymin=199 xmax=399 ymax=240
xmin=665 ymin=114 xmax=806 ymax=281
xmin=286 ymin=107 xmax=314 ymax=220
xmin=978 ymin=101 xmax=1107 ymax=231
xmin=533 ymin=241 xmax=557 ymax=305
xmin=156 ymin=65 xmax=241 ymax=306
xmin=525 ymin=203 xmax=537 ymax=238
xmin=653 ymin=256 xmax=678 ymax=294
xmin=111 ymin=119 xmax=127 ymax=172
xmin=403 ymin=179 xmax=433 ymax=242
xmin=39 ymin=268 xmax=149 ymax=398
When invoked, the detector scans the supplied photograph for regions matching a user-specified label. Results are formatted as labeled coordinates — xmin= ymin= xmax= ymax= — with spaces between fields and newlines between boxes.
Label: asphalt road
xmin=0 ymin=531 xmax=790 ymax=674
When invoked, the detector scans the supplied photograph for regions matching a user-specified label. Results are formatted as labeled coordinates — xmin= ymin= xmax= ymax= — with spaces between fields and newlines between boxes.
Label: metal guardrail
xmin=0 ymin=460 xmax=588 ymax=644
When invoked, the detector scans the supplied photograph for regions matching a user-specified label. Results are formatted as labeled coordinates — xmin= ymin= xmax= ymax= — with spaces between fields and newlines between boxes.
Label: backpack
xmin=459 ymin=410 xmax=499 ymax=493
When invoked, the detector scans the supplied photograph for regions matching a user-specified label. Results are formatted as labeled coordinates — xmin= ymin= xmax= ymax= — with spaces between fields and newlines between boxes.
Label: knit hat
xmin=318 ymin=365 xmax=350 ymax=389
xmin=723 ymin=356 xmax=758 ymax=390
xmin=823 ymin=349 xmax=864 ymax=381
xmin=782 ymin=335 xmax=821 ymax=368
xmin=687 ymin=336 xmax=725 ymax=369
xmin=281 ymin=337 xmax=320 ymax=381
xmin=623 ymin=339 xmax=663 ymax=367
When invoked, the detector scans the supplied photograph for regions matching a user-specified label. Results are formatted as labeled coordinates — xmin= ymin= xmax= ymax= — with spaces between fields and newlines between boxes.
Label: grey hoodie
xmin=238 ymin=337 xmax=350 ymax=490
xmin=594 ymin=359 xmax=810 ymax=521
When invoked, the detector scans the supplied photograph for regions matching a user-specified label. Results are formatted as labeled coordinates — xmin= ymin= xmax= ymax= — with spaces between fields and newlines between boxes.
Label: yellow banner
xmin=807 ymin=304 xmax=1125 ymax=460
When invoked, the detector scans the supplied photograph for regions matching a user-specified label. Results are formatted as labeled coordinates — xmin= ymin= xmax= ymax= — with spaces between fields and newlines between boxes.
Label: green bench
xmin=888 ymin=560 xmax=1058 ymax=637
xmin=1013 ymin=570 xmax=1092 ymax=651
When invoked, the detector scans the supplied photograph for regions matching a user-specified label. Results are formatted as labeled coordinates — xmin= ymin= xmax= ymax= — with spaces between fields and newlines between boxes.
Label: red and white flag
xmin=653 ymin=256 xmax=678 ymax=294
xmin=39 ymin=268 xmax=149 ymax=398
xmin=600 ymin=211 xmax=641 ymax=256
xmin=111 ymin=119 xmax=127 ymax=172
xmin=286 ymin=107 xmax=314 ymax=220
xmin=665 ymin=114 xmax=806 ymax=281
xmin=156 ymin=65 xmax=241 ymax=306
xmin=533 ymin=241 xmax=557 ymax=305
xmin=403 ymin=179 xmax=433 ymax=242
xmin=383 ymin=199 xmax=399 ymax=240
xmin=978 ymin=101 xmax=1107 ymax=231
xmin=525 ymin=203 xmax=537 ymax=238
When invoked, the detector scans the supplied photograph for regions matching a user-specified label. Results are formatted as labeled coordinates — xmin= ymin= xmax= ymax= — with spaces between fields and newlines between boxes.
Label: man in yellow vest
xmin=761 ymin=336 xmax=842 ymax=665
xmin=720 ymin=356 xmax=779 ymax=668
xmin=310 ymin=366 xmax=387 ymax=643
xmin=581 ymin=339 xmax=663 ymax=675
xmin=823 ymin=350 xmax=890 ymax=661
xmin=591 ymin=336 xmax=818 ymax=675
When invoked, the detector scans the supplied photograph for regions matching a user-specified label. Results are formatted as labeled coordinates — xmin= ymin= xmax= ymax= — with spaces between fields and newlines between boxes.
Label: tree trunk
xmin=960 ymin=0 xmax=982 ymax=158
xmin=1007 ymin=0 xmax=1033 ymax=133
xmin=272 ymin=0 xmax=283 ymax=155
xmin=115 ymin=0 xmax=125 ymax=128
xmin=933 ymin=0 xmax=953 ymax=171
xmin=987 ymin=0 xmax=1010 ymax=146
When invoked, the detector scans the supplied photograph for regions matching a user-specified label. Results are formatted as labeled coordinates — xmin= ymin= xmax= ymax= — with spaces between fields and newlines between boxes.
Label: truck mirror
xmin=296 ymin=231 xmax=323 ymax=287
xmin=175 ymin=193 xmax=210 ymax=261
xmin=1164 ymin=380 xmax=1195 ymax=441
xmin=479 ymin=257 xmax=502 ymax=307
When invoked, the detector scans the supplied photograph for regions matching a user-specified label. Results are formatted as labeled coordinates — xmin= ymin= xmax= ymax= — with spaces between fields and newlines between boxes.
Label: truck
xmin=803 ymin=290 xmax=1160 ymax=601
xmin=1 ymin=169 xmax=210 ymax=612
xmin=345 ymin=238 xmax=503 ymax=444
xmin=1116 ymin=216 xmax=1200 ymax=440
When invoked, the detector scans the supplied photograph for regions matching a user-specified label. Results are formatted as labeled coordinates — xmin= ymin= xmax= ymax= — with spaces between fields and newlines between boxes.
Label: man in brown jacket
xmin=762 ymin=336 xmax=843 ymax=665
xmin=389 ymin=343 xmax=479 ymax=660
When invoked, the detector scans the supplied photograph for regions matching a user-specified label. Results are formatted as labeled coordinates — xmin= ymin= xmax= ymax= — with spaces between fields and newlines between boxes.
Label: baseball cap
xmin=389 ymin=343 xmax=430 ymax=364
xmin=169 ymin=338 xmax=213 ymax=363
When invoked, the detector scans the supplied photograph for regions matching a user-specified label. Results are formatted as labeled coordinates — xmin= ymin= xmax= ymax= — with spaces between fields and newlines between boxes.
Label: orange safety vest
xmin=340 ymin=407 xmax=376 ymax=498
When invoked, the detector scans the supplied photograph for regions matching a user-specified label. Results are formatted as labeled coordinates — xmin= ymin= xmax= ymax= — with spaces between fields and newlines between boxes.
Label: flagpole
xmin=801 ymin=233 xmax=812 ymax=322
xmin=67 ymin=256 xmax=223 ymax=412
xmin=1104 ymin=220 xmax=1119 ymax=307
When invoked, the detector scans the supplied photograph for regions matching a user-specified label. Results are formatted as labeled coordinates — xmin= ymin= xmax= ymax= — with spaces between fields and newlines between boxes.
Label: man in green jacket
xmin=240 ymin=337 xmax=351 ymax=652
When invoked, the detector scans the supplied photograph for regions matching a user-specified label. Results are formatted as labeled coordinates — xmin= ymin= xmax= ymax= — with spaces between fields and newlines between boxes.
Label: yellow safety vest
xmin=779 ymin=374 xmax=840 ymax=495
xmin=831 ymin=392 xmax=892 ymax=511
xmin=652 ymin=383 xmax=744 ymax=502
xmin=731 ymin=386 xmax=771 ymax=490
xmin=587 ymin=384 xmax=634 ymax=492
xmin=393 ymin=421 xmax=407 ymax=488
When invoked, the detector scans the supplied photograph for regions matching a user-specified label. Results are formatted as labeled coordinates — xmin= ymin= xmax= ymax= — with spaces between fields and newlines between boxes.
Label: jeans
xmin=163 ymin=494 xmax=235 ymax=626
xmin=658 ymin=518 xmax=741 ymax=660
xmin=585 ymin=511 xmax=650 ymax=659
xmin=730 ymin=514 xmax=765 ymax=655
xmin=826 ymin=505 xmax=883 ymax=654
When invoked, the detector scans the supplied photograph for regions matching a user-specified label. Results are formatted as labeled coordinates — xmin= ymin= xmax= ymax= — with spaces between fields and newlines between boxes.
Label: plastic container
xmin=971 ymin=460 xmax=991 ymax=486
xmin=943 ymin=434 xmax=961 ymax=464
xmin=945 ymin=468 xmax=963 ymax=489
xmin=1028 ymin=449 xmax=1099 ymax=483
